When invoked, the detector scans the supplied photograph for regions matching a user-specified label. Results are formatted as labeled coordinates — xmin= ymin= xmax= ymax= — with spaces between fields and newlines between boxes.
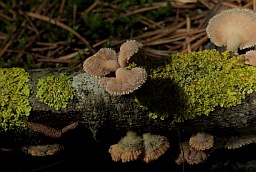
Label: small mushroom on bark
xmin=206 ymin=8 xmax=256 ymax=53
xmin=175 ymin=142 xmax=208 ymax=165
xmin=189 ymin=132 xmax=214 ymax=151
xmin=98 ymin=67 xmax=147 ymax=95
xmin=108 ymin=131 xmax=144 ymax=163
xmin=243 ymin=50 xmax=256 ymax=66
xmin=142 ymin=133 xmax=170 ymax=163
xmin=224 ymin=134 xmax=256 ymax=149
xmin=83 ymin=48 xmax=120 ymax=78
xmin=118 ymin=40 xmax=143 ymax=68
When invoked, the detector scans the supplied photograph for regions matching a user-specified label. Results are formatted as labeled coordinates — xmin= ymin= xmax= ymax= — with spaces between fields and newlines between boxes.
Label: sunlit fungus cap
xmin=206 ymin=8 xmax=256 ymax=52
xmin=118 ymin=40 xmax=143 ymax=68
xmin=83 ymin=48 xmax=120 ymax=78
xmin=98 ymin=67 xmax=147 ymax=95
xmin=244 ymin=50 xmax=256 ymax=66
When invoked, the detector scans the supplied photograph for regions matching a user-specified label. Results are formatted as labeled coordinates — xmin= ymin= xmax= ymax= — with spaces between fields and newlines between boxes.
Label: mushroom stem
xmin=226 ymin=34 xmax=242 ymax=53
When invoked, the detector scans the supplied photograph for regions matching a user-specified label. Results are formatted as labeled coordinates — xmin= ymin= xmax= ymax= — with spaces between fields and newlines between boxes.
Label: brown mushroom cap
xmin=24 ymin=144 xmax=63 ymax=156
xmin=244 ymin=50 xmax=256 ymax=66
xmin=175 ymin=142 xmax=208 ymax=165
xmin=98 ymin=67 xmax=147 ymax=95
xmin=83 ymin=48 xmax=120 ymax=78
xmin=206 ymin=8 xmax=256 ymax=52
xmin=189 ymin=132 xmax=214 ymax=151
xmin=108 ymin=131 xmax=144 ymax=163
xmin=118 ymin=40 xmax=143 ymax=68
xmin=224 ymin=134 xmax=256 ymax=149
xmin=142 ymin=133 xmax=170 ymax=163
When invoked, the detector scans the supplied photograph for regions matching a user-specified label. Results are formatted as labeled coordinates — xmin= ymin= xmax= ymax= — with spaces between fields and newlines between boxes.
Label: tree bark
xmin=2 ymin=66 xmax=256 ymax=148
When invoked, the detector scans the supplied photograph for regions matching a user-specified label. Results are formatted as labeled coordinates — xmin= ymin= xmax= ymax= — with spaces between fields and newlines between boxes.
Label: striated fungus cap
xmin=189 ymin=132 xmax=214 ymax=151
xmin=206 ymin=8 xmax=256 ymax=52
xmin=83 ymin=48 xmax=120 ymax=78
xmin=108 ymin=131 xmax=144 ymax=163
xmin=244 ymin=50 xmax=256 ymax=66
xmin=175 ymin=142 xmax=208 ymax=165
xmin=224 ymin=135 xmax=256 ymax=149
xmin=118 ymin=40 xmax=143 ymax=68
xmin=98 ymin=67 xmax=147 ymax=95
xmin=142 ymin=133 xmax=170 ymax=163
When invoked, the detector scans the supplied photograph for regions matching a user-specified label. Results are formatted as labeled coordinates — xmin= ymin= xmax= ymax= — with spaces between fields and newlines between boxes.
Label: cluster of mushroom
xmin=108 ymin=131 xmax=170 ymax=163
xmin=206 ymin=8 xmax=256 ymax=66
xmin=175 ymin=132 xmax=214 ymax=165
xmin=83 ymin=40 xmax=147 ymax=95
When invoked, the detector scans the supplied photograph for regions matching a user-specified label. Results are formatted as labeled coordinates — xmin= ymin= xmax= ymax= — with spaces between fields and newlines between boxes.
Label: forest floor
xmin=0 ymin=0 xmax=254 ymax=69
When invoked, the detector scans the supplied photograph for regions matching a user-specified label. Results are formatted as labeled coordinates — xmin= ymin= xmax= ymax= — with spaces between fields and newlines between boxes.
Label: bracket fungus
xmin=108 ymin=131 xmax=170 ymax=163
xmin=244 ymin=50 xmax=256 ymax=66
xmin=189 ymin=132 xmax=214 ymax=151
xmin=206 ymin=8 xmax=256 ymax=53
xmin=175 ymin=142 xmax=208 ymax=165
xmin=83 ymin=39 xmax=147 ymax=95
xmin=142 ymin=133 xmax=170 ymax=163
xmin=108 ymin=131 xmax=144 ymax=163
xmin=22 ymin=144 xmax=63 ymax=156
xmin=224 ymin=134 xmax=256 ymax=149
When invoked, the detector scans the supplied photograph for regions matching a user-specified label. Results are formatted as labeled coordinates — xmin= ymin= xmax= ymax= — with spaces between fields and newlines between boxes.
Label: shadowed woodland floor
xmin=2 ymin=0 xmax=256 ymax=171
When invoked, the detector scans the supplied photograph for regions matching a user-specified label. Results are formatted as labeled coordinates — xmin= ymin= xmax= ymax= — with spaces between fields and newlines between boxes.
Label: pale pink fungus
xmin=189 ymin=132 xmax=214 ymax=151
xmin=98 ymin=67 xmax=147 ymax=95
xmin=142 ymin=133 xmax=170 ymax=163
xmin=244 ymin=50 xmax=256 ymax=66
xmin=175 ymin=142 xmax=208 ymax=165
xmin=108 ymin=131 xmax=144 ymax=163
xmin=225 ymin=134 xmax=256 ymax=149
xmin=83 ymin=48 xmax=120 ymax=78
xmin=206 ymin=8 xmax=256 ymax=52
xmin=118 ymin=40 xmax=143 ymax=68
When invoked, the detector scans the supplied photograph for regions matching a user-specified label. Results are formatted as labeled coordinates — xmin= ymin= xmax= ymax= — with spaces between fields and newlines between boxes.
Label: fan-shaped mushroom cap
xmin=98 ymin=67 xmax=147 ymax=95
xmin=108 ymin=131 xmax=144 ymax=163
xmin=23 ymin=144 xmax=63 ymax=156
xmin=175 ymin=142 xmax=208 ymax=165
xmin=206 ymin=8 xmax=256 ymax=52
xmin=224 ymin=134 xmax=256 ymax=149
xmin=118 ymin=40 xmax=143 ymax=68
xmin=244 ymin=50 xmax=256 ymax=66
xmin=83 ymin=48 xmax=120 ymax=78
xmin=142 ymin=133 xmax=170 ymax=163
xmin=189 ymin=132 xmax=214 ymax=151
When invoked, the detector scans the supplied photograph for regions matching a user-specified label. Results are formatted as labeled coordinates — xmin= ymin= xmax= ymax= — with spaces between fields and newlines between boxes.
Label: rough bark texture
xmin=1 ymin=66 xmax=255 ymax=144
xmin=2 ymin=67 xmax=256 ymax=171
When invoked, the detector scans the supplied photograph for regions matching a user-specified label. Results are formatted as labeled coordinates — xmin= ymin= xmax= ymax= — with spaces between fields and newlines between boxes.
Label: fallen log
xmin=1 ymin=49 xmax=256 ymax=168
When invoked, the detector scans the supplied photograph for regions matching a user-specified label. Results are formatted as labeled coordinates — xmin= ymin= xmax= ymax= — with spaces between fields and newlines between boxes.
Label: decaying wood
xmin=1 ymin=66 xmax=256 ymax=149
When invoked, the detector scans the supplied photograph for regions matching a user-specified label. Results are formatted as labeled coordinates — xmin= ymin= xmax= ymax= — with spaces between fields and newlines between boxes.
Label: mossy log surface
xmin=2 ymin=67 xmax=256 ymax=148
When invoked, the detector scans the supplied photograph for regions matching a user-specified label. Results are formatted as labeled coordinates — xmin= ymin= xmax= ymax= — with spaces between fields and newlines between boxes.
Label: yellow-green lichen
xmin=0 ymin=68 xmax=31 ymax=130
xmin=36 ymin=73 xmax=75 ymax=110
xmin=133 ymin=49 xmax=256 ymax=122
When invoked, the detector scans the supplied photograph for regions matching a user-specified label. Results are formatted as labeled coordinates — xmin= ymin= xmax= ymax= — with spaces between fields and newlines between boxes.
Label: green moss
xmin=36 ymin=73 xmax=75 ymax=111
xmin=133 ymin=49 xmax=256 ymax=122
xmin=0 ymin=68 xmax=31 ymax=130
